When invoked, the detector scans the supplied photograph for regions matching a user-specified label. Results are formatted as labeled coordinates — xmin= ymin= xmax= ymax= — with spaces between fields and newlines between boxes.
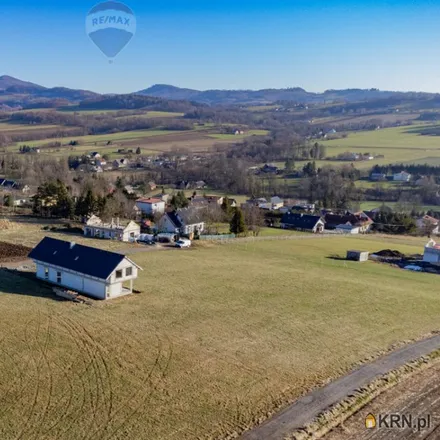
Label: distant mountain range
xmin=0 ymin=75 xmax=99 ymax=109
xmin=136 ymin=84 xmax=438 ymax=106
xmin=1 ymin=75 xmax=439 ymax=110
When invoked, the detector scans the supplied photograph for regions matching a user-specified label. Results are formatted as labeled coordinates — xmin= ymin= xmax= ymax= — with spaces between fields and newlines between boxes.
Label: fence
xmin=200 ymin=234 xmax=236 ymax=241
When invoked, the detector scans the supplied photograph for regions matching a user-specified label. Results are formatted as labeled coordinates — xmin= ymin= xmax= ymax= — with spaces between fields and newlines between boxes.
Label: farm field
xmin=323 ymin=124 xmax=440 ymax=169
xmin=0 ymin=219 xmax=138 ymax=251
xmin=1 ymin=234 xmax=440 ymax=439
xmin=324 ymin=361 xmax=440 ymax=439
xmin=0 ymin=122 xmax=62 ymax=131
xmin=208 ymin=129 xmax=269 ymax=140
xmin=359 ymin=201 xmax=440 ymax=212
xmin=5 ymin=125 xmax=261 ymax=157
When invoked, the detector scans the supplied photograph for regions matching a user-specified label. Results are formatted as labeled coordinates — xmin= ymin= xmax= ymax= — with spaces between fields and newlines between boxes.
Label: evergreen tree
xmin=136 ymin=147 xmax=142 ymax=155
xmin=230 ymin=208 xmax=246 ymax=235
xmin=221 ymin=196 xmax=232 ymax=216
xmin=285 ymin=157 xmax=295 ymax=172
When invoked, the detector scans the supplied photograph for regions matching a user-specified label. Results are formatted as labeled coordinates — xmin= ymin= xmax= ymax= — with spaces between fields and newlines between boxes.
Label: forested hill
xmin=77 ymin=94 xmax=205 ymax=112
xmin=137 ymin=84 xmax=438 ymax=105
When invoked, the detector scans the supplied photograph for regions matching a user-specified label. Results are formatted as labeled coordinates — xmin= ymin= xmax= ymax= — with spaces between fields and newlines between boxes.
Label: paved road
xmin=324 ymin=362 xmax=440 ymax=440
xmin=240 ymin=335 xmax=440 ymax=440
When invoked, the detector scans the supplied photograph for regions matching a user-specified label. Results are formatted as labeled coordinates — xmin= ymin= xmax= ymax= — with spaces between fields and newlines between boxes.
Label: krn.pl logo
xmin=365 ymin=413 xmax=377 ymax=429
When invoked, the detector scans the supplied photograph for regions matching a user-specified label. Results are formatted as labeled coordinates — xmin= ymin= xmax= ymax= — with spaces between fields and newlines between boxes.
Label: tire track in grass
xmin=16 ymin=317 xmax=43 ymax=440
xmin=100 ymin=331 xmax=173 ymax=440
xmin=48 ymin=315 xmax=91 ymax=439
xmin=0 ymin=334 xmax=27 ymax=411
xmin=73 ymin=318 xmax=114 ymax=439
xmin=57 ymin=316 xmax=103 ymax=437
xmin=43 ymin=352 xmax=76 ymax=437
xmin=30 ymin=315 xmax=55 ymax=440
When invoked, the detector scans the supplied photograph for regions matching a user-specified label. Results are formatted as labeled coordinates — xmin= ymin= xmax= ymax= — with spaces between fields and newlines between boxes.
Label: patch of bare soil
xmin=374 ymin=249 xmax=406 ymax=258
xmin=323 ymin=363 xmax=440 ymax=440
xmin=0 ymin=242 xmax=32 ymax=263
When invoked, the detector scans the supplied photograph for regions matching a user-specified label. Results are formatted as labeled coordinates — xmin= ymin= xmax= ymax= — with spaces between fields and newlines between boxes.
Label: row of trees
xmin=32 ymin=181 xmax=135 ymax=220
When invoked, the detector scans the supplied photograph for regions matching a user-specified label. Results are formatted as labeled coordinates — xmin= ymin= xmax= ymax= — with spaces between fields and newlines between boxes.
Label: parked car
xmin=175 ymin=239 xmax=191 ymax=248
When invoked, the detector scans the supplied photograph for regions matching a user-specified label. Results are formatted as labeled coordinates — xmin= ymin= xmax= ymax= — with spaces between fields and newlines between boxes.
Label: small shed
xmin=347 ymin=250 xmax=369 ymax=262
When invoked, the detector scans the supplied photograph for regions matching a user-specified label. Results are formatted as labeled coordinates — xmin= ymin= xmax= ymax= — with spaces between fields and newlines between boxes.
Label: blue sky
xmin=2 ymin=0 xmax=440 ymax=94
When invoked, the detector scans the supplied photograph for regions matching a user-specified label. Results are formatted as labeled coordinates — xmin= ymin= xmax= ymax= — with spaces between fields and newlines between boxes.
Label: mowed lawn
xmin=323 ymin=124 xmax=440 ymax=169
xmin=1 ymin=235 xmax=440 ymax=439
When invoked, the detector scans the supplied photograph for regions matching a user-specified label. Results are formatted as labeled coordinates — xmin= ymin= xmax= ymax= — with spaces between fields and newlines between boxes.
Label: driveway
xmin=240 ymin=335 xmax=440 ymax=440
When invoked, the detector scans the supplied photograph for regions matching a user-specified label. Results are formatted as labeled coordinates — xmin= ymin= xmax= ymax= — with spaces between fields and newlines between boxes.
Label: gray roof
xmin=29 ymin=237 xmax=127 ymax=280
xmin=281 ymin=213 xmax=324 ymax=230
xmin=167 ymin=208 xmax=205 ymax=228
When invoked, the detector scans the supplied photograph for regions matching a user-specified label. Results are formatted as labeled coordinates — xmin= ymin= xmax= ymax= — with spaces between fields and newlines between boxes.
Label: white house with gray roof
xmin=84 ymin=215 xmax=140 ymax=242
xmin=29 ymin=237 xmax=142 ymax=300
xmin=158 ymin=209 xmax=205 ymax=236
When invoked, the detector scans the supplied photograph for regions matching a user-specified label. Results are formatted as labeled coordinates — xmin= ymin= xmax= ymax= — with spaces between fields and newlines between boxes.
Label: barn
xmin=29 ymin=237 xmax=142 ymax=300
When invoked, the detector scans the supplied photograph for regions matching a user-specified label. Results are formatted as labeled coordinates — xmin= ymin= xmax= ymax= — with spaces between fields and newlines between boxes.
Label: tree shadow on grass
xmin=0 ymin=268 xmax=62 ymax=301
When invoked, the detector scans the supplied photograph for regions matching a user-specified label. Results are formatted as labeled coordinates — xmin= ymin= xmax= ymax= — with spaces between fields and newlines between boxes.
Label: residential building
xmin=136 ymin=198 xmax=166 ymax=215
xmin=113 ymin=158 xmax=129 ymax=169
xmin=261 ymin=164 xmax=278 ymax=174
xmin=84 ymin=216 xmax=140 ymax=242
xmin=280 ymin=213 xmax=325 ymax=233
xmin=29 ymin=237 xmax=142 ymax=300
xmin=0 ymin=179 xmax=18 ymax=189
xmin=393 ymin=171 xmax=412 ymax=182
xmin=324 ymin=212 xmax=373 ymax=233
xmin=189 ymin=195 xmax=224 ymax=208
xmin=416 ymin=215 xmax=439 ymax=235
xmin=270 ymin=196 xmax=284 ymax=210
xmin=158 ymin=208 xmax=205 ymax=236
xmin=336 ymin=223 xmax=361 ymax=234
xmin=370 ymin=173 xmax=387 ymax=182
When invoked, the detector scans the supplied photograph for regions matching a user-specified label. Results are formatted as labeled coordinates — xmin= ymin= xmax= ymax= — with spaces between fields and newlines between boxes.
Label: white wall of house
xmin=393 ymin=173 xmax=411 ymax=182
xmin=34 ymin=257 xmax=139 ymax=300
xmin=136 ymin=200 xmax=165 ymax=215
xmin=35 ymin=261 xmax=107 ymax=299
xmin=336 ymin=224 xmax=360 ymax=234
xmin=84 ymin=222 xmax=140 ymax=242
xmin=182 ymin=222 xmax=205 ymax=235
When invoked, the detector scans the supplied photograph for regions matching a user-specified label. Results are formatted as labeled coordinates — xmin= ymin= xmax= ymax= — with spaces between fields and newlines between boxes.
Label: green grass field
xmin=323 ymin=124 xmax=440 ymax=169
xmin=359 ymin=201 xmax=440 ymax=212
xmin=0 ymin=122 xmax=62 ymax=131
xmin=1 ymin=232 xmax=439 ymax=439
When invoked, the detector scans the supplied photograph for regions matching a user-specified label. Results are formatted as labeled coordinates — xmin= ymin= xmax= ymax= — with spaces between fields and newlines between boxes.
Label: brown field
xmin=324 ymin=362 xmax=440 ymax=439
xmin=311 ymin=113 xmax=421 ymax=126
xmin=1 ymin=233 xmax=440 ymax=439
xmin=0 ymin=218 xmax=138 ymax=251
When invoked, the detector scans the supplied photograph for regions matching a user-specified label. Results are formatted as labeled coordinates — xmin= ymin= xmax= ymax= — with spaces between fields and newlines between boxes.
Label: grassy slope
xmin=323 ymin=124 xmax=440 ymax=169
xmin=0 ymin=234 xmax=439 ymax=439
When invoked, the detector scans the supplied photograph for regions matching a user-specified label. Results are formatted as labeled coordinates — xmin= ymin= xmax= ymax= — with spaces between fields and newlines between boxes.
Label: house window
xmin=57 ymin=271 xmax=62 ymax=284
xmin=126 ymin=267 xmax=133 ymax=277
xmin=116 ymin=270 xmax=123 ymax=279
xmin=44 ymin=267 xmax=49 ymax=280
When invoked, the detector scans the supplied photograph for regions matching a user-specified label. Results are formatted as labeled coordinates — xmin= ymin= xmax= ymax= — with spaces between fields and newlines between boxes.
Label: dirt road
xmin=324 ymin=362 xmax=440 ymax=439
xmin=240 ymin=335 xmax=440 ymax=440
